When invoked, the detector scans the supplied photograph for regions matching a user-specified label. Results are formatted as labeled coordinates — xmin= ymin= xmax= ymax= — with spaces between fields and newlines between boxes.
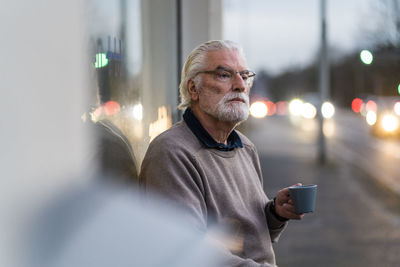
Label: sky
xmin=223 ymin=0 xmax=375 ymax=75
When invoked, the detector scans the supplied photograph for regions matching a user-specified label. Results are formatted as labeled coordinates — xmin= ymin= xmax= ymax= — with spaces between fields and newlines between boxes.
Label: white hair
xmin=178 ymin=40 xmax=246 ymax=110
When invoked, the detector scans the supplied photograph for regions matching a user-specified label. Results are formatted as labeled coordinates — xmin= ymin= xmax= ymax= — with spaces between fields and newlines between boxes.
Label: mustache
xmin=222 ymin=93 xmax=249 ymax=105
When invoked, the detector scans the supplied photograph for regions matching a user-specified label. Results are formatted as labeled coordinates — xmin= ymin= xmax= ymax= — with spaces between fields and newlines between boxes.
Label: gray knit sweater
xmin=139 ymin=120 xmax=287 ymax=266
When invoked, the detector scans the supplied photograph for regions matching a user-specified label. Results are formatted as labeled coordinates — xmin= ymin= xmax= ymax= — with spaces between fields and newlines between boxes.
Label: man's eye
xmin=240 ymin=72 xmax=250 ymax=80
xmin=241 ymin=74 xmax=249 ymax=80
xmin=216 ymin=71 xmax=232 ymax=80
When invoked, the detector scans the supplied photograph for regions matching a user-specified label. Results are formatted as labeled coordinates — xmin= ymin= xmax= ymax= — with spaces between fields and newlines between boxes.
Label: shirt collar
xmin=183 ymin=108 xmax=243 ymax=151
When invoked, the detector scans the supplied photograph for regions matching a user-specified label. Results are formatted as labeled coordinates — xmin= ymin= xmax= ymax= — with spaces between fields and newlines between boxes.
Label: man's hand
xmin=275 ymin=183 xmax=305 ymax=220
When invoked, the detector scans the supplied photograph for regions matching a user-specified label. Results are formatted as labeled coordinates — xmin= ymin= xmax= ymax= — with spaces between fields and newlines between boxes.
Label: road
xmin=243 ymin=110 xmax=400 ymax=267
xmin=332 ymin=109 xmax=400 ymax=196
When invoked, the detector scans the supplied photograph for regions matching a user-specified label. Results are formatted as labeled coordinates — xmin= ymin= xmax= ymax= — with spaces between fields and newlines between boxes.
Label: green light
xmin=398 ymin=83 xmax=400 ymax=95
xmin=360 ymin=50 xmax=373 ymax=65
xmin=94 ymin=53 xmax=108 ymax=68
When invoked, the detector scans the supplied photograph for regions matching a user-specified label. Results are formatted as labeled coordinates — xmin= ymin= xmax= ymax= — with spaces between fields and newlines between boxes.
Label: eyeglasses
xmin=195 ymin=66 xmax=256 ymax=86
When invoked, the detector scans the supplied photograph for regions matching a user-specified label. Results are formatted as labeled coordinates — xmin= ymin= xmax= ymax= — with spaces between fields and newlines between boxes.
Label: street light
xmin=360 ymin=50 xmax=373 ymax=65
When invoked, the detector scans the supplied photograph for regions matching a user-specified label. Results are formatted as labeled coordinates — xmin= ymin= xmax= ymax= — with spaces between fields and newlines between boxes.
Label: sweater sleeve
xmin=265 ymin=200 xmax=288 ymax=243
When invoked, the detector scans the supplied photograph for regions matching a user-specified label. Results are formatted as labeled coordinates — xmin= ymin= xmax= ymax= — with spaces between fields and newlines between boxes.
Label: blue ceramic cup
xmin=289 ymin=184 xmax=317 ymax=214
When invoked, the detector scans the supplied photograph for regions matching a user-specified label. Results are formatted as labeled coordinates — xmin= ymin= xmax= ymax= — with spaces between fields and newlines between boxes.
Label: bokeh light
xmin=250 ymin=101 xmax=268 ymax=118
xmin=104 ymin=101 xmax=120 ymax=115
xmin=302 ymin=103 xmax=317 ymax=119
xmin=321 ymin=101 xmax=335 ymax=119
xmin=351 ymin=98 xmax=363 ymax=113
xmin=394 ymin=101 xmax=400 ymax=116
xmin=132 ymin=103 xmax=143 ymax=121
xmin=365 ymin=100 xmax=377 ymax=113
xmin=366 ymin=111 xmax=377 ymax=126
xmin=276 ymin=101 xmax=288 ymax=115
xmin=360 ymin=50 xmax=373 ymax=65
xmin=289 ymin=99 xmax=303 ymax=116
xmin=381 ymin=114 xmax=399 ymax=132
xmin=323 ymin=120 xmax=335 ymax=137
xmin=266 ymin=101 xmax=276 ymax=116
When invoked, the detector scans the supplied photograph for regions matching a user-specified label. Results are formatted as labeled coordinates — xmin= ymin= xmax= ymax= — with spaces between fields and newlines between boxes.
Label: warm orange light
xmin=381 ymin=114 xmax=399 ymax=132
xmin=149 ymin=106 xmax=172 ymax=141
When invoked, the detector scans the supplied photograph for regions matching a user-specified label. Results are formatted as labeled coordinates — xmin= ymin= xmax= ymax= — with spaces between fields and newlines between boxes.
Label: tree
xmin=361 ymin=0 xmax=400 ymax=48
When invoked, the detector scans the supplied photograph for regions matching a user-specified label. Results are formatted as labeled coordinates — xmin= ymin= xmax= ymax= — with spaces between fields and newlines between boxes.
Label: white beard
xmin=201 ymin=92 xmax=249 ymax=124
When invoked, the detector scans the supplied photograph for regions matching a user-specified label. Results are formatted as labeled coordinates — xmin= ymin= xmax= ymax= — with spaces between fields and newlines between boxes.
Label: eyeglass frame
xmin=194 ymin=66 xmax=256 ymax=87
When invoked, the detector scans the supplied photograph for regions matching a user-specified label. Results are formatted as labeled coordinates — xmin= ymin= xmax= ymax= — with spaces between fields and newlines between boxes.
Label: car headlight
xmin=289 ymin=99 xmax=303 ymax=116
xmin=366 ymin=111 xmax=377 ymax=126
xmin=301 ymin=103 xmax=317 ymax=119
xmin=381 ymin=114 xmax=399 ymax=132
xmin=250 ymin=101 xmax=268 ymax=118
xmin=321 ymin=101 xmax=335 ymax=119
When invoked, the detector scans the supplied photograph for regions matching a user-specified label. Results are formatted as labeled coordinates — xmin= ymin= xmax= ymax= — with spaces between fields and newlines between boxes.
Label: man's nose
xmin=232 ymin=73 xmax=247 ymax=92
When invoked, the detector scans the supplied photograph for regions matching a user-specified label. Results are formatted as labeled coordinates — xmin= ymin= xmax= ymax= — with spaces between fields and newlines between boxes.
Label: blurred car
xmin=363 ymin=96 xmax=400 ymax=138
xmin=288 ymin=92 xmax=335 ymax=120
xmin=249 ymin=95 xmax=287 ymax=118
xmin=285 ymin=93 xmax=336 ymax=137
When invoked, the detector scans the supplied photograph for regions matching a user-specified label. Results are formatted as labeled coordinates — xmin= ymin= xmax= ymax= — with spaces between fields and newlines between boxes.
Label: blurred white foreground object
xmin=28 ymin=182 xmax=219 ymax=267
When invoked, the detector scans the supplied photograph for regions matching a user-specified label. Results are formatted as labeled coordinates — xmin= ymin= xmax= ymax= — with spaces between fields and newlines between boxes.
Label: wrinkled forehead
xmin=204 ymin=49 xmax=248 ymax=71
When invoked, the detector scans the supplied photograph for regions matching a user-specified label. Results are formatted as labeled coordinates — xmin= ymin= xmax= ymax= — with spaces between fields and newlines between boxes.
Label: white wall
xmin=0 ymin=1 xmax=91 ymax=266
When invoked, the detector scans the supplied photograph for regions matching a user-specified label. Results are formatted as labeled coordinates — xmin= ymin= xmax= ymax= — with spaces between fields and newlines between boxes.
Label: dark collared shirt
xmin=183 ymin=108 xmax=243 ymax=151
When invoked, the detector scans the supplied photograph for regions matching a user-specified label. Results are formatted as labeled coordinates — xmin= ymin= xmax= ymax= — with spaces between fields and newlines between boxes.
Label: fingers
xmin=281 ymin=203 xmax=304 ymax=220
xmin=274 ymin=183 xmax=306 ymax=220
xmin=277 ymin=183 xmax=303 ymax=204
xmin=276 ymin=188 xmax=290 ymax=205
xmin=278 ymin=183 xmax=302 ymax=198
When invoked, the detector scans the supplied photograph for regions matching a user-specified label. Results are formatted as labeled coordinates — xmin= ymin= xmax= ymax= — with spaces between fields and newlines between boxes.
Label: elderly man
xmin=139 ymin=40 xmax=304 ymax=267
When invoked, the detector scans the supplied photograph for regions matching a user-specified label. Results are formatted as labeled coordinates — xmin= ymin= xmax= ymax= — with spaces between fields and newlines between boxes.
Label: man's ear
xmin=187 ymin=79 xmax=199 ymax=101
